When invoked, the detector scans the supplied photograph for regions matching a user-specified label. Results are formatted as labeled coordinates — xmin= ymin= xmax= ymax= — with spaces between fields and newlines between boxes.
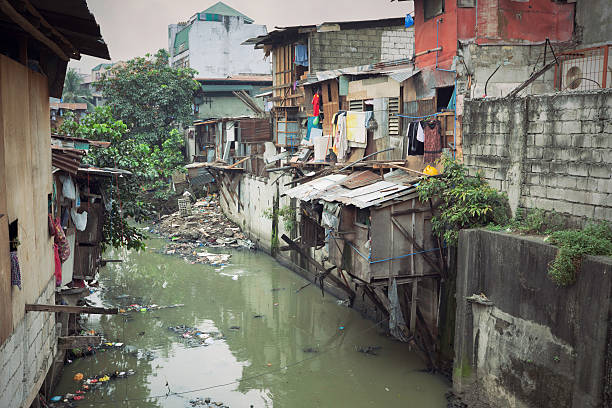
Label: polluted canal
xmin=53 ymin=237 xmax=449 ymax=407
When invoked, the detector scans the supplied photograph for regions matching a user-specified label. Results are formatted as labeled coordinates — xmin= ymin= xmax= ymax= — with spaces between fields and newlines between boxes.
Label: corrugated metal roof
xmin=340 ymin=170 xmax=381 ymax=189
xmin=284 ymin=170 xmax=418 ymax=208
xmin=52 ymin=146 xmax=84 ymax=175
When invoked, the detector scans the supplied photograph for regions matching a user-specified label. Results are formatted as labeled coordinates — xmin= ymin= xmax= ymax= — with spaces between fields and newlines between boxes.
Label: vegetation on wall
xmin=264 ymin=206 xmax=296 ymax=233
xmin=547 ymin=222 xmax=612 ymax=286
xmin=416 ymin=154 xmax=510 ymax=245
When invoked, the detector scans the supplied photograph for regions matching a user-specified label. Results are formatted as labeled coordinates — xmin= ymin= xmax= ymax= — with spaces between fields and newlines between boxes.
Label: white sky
xmin=69 ymin=0 xmax=414 ymax=73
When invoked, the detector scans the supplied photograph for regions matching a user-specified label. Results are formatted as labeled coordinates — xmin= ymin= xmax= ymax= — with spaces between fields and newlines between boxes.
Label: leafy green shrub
xmin=263 ymin=206 xmax=296 ymax=232
xmin=417 ymin=155 xmax=510 ymax=245
xmin=547 ymin=222 xmax=612 ymax=286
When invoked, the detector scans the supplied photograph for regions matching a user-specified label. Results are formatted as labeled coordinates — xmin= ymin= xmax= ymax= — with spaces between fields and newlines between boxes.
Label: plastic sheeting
xmin=389 ymin=278 xmax=411 ymax=342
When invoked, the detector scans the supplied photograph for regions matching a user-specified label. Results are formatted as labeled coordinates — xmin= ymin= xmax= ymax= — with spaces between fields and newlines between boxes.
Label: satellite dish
xmin=566 ymin=66 xmax=582 ymax=89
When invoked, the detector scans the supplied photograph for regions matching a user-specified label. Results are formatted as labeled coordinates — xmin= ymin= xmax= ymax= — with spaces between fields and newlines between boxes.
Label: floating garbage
xmin=50 ymin=370 xmax=135 ymax=405
xmin=168 ymin=325 xmax=225 ymax=347
xmin=121 ymin=303 xmax=185 ymax=313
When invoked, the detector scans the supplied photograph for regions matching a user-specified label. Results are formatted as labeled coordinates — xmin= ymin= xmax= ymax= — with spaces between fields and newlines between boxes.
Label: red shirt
xmin=312 ymin=94 xmax=320 ymax=116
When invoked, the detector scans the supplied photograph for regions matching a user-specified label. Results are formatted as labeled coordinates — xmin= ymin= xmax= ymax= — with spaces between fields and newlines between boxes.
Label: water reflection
xmin=53 ymin=238 xmax=448 ymax=407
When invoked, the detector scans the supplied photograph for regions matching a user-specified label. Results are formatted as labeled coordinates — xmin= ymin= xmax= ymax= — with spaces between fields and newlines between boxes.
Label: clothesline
xmin=394 ymin=112 xmax=449 ymax=120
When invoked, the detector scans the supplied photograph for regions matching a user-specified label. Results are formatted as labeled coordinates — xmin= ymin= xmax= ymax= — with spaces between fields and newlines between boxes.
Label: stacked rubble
xmin=150 ymin=195 xmax=255 ymax=264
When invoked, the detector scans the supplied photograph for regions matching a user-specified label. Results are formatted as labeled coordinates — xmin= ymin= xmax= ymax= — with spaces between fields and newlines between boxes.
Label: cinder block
xmin=530 ymin=185 xmax=547 ymax=197
xmin=568 ymin=163 xmax=589 ymax=177
xmin=572 ymin=203 xmax=595 ymax=218
xmin=546 ymin=187 xmax=566 ymax=200
xmin=572 ymin=134 xmax=591 ymax=148
xmin=592 ymin=192 xmax=610 ymax=206
xmin=564 ymin=189 xmax=588 ymax=203
xmin=552 ymin=200 xmax=573 ymax=214
xmin=553 ymin=133 xmax=572 ymax=147
xmin=528 ymin=122 xmax=543 ymax=134
xmin=594 ymin=206 xmax=612 ymax=220
xmin=527 ymin=146 xmax=543 ymax=159
xmin=589 ymin=164 xmax=611 ymax=178
xmin=560 ymin=109 xmax=578 ymax=121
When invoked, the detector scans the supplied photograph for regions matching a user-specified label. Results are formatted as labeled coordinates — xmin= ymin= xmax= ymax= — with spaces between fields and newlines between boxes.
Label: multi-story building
xmin=167 ymin=2 xmax=270 ymax=77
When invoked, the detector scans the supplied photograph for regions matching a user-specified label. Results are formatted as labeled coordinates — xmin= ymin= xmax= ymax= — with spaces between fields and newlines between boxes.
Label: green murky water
xmin=54 ymin=238 xmax=448 ymax=407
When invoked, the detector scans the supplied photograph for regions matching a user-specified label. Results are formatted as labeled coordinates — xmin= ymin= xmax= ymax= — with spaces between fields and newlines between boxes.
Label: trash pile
xmin=167 ymin=325 xmax=226 ymax=348
xmin=48 ymin=370 xmax=135 ymax=406
xmin=189 ymin=396 xmax=231 ymax=407
xmin=119 ymin=303 xmax=185 ymax=313
xmin=150 ymin=195 xmax=255 ymax=264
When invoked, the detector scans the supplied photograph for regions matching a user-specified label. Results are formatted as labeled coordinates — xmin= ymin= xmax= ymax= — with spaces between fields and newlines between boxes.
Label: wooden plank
xmin=391 ymin=217 xmax=442 ymax=275
xmin=373 ymin=287 xmax=392 ymax=312
xmin=370 ymin=273 xmax=441 ymax=286
xmin=25 ymin=304 xmax=118 ymax=314
xmin=280 ymin=234 xmax=355 ymax=300
xmin=58 ymin=335 xmax=101 ymax=350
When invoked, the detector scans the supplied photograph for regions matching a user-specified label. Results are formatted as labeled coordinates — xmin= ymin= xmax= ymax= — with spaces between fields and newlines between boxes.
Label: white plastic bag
xmin=60 ymin=175 xmax=76 ymax=201
xmin=70 ymin=208 xmax=88 ymax=231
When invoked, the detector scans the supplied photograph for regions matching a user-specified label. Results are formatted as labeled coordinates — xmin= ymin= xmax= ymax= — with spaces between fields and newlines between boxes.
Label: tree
xmin=58 ymin=50 xmax=199 ymax=250
xmin=97 ymin=49 xmax=199 ymax=146
xmin=62 ymin=68 xmax=94 ymax=110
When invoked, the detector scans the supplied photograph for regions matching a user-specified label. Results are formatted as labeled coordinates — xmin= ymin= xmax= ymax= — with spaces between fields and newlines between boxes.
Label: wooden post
xmin=390 ymin=216 xmax=442 ymax=275
xmin=58 ymin=336 xmax=102 ymax=350
xmin=280 ymin=234 xmax=355 ymax=300
xmin=25 ymin=304 xmax=118 ymax=314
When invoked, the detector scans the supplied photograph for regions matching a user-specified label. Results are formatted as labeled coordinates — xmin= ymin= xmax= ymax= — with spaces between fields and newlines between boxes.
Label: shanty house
xmin=245 ymin=17 xmax=414 ymax=148
xmin=0 ymin=2 xmax=108 ymax=406
xmin=284 ymin=169 xmax=443 ymax=362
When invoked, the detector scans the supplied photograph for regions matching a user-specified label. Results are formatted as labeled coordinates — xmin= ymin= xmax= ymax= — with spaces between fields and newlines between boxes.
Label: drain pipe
xmin=435 ymin=17 xmax=457 ymax=159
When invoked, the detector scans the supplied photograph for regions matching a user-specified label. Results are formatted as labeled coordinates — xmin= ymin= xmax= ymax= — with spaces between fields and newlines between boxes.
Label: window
xmin=424 ymin=0 xmax=444 ymax=21
xmin=8 ymin=219 xmax=18 ymax=251
xmin=355 ymin=208 xmax=370 ymax=228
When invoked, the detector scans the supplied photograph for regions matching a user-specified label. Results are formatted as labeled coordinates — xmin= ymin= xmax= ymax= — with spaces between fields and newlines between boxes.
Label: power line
xmin=72 ymin=316 xmax=389 ymax=406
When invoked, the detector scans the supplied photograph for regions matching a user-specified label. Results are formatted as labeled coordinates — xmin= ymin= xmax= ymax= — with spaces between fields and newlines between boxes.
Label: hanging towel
xmin=10 ymin=251 xmax=21 ymax=289
xmin=416 ymin=121 xmax=425 ymax=143
xmin=423 ymin=119 xmax=442 ymax=164
xmin=346 ymin=111 xmax=367 ymax=146
xmin=295 ymin=44 xmax=308 ymax=67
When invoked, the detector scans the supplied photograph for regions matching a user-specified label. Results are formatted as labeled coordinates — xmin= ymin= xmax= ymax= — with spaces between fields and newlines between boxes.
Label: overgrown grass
xmin=417 ymin=157 xmax=611 ymax=288
xmin=547 ymin=222 xmax=612 ymax=286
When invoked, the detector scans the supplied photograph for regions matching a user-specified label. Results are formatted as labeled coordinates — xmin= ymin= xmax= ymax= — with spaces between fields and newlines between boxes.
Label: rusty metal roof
xmin=340 ymin=170 xmax=381 ymax=189
xmin=51 ymin=146 xmax=84 ymax=175
xmin=284 ymin=170 xmax=418 ymax=208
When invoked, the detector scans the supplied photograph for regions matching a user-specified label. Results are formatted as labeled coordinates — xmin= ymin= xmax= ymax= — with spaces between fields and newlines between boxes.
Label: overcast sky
xmin=70 ymin=0 xmax=414 ymax=73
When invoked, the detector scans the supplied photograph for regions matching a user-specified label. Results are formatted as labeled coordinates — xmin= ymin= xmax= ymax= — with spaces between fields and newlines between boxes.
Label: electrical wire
xmin=69 ymin=316 xmax=390 ymax=406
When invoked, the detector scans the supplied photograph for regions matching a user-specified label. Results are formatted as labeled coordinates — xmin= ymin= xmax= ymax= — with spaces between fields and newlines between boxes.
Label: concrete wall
xmin=462 ymin=90 xmax=612 ymax=224
xmin=309 ymin=26 xmax=414 ymax=73
xmin=187 ymin=16 xmax=270 ymax=77
xmin=0 ymin=278 xmax=56 ymax=408
xmin=575 ymin=0 xmax=612 ymax=48
xmin=454 ymin=229 xmax=612 ymax=408
xmin=458 ymin=43 xmax=557 ymax=99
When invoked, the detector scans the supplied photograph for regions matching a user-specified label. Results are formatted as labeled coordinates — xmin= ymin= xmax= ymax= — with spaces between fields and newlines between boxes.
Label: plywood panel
xmin=0 ymin=215 xmax=11 ymax=344
xmin=0 ymin=55 xmax=53 ymax=326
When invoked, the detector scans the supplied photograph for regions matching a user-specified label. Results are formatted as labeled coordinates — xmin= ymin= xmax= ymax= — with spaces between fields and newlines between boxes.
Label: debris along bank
xmin=52 ymin=238 xmax=449 ymax=407
xmin=150 ymin=194 xmax=255 ymax=264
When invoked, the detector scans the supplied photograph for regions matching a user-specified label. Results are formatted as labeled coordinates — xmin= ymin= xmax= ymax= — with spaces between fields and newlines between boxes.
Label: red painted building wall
xmin=414 ymin=0 xmax=575 ymax=69
xmin=414 ymin=0 xmax=458 ymax=69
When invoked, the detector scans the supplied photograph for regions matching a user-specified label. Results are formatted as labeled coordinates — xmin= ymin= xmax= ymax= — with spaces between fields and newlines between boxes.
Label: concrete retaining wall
xmin=454 ymin=229 xmax=612 ymax=408
xmin=0 ymin=277 xmax=57 ymax=408
xmin=462 ymin=90 xmax=612 ymax=225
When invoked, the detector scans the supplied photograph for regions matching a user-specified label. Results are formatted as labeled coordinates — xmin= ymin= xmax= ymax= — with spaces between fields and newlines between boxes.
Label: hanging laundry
xmin=423 ymin=119 xmax=443 ymax=164
xmin=10 ymin=251 xmax=21 ymax=289
xmin=334 ymin=112 xmax=348 ymax=161
xmin=294 ymin=44 xmax=308 ymax=67
xmin=406 ymin=121 xmax=424 ymax=156
xmin=51 ymin=216 xmax=71 ymax=263
xmin=346 ymin=111 xmax=367 ymax=146
xmin=416 ymin=121 xmax=425 ymax=143
xmin=53 ymin=244 xmax=62 ymax=287
xmin=312 ymin=92 xmax=320 ymax=116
